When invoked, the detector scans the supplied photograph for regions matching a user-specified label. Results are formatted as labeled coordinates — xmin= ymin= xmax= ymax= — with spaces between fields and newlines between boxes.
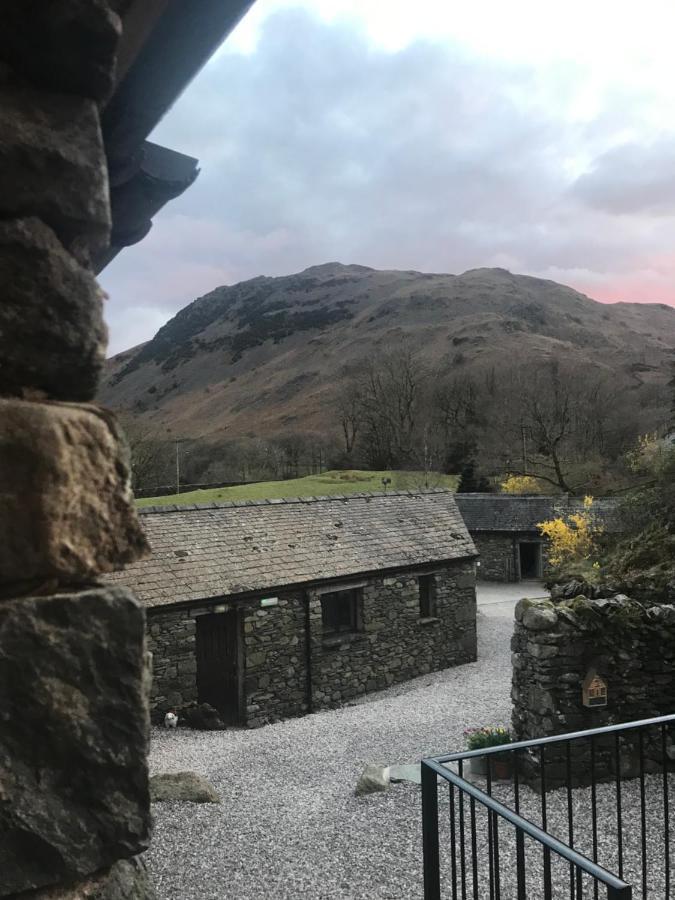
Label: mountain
xmin=100 ymin=263 xmax=675 ymax=439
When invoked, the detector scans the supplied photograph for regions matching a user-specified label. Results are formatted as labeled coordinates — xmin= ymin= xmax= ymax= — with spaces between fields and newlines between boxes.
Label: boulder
xmin=150 ymin=773 xmax=220 ymax=804
xmin=16 ymin=856 xmax=157 ymax=899
xmin=0 ymin=400 xmax=148 ymax=586
xmin=0 ymin=587 xmax=151 ymax=897
xmin=0 ymin=218 xmax=106 ymax=400
xmin=0 ymin=85 xmax=110 ymax=263
xmin=355 ymin=765 xmax=390 ymax=796
xmin=388 ymin=763 xmax=421 ymax=785
xmin=522 ymin=603 xmax=558 ymax=632
xmin=551 ymin=580 xmax=589 ymax=601
xmin=178 ymin=702 xmax=227 ymax=731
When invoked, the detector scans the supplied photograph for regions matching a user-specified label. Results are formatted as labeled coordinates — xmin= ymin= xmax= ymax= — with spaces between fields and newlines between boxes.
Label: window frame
xmin=418 ymin=573 xmax=437 ymax=619
xmin=320 ymin=587 xmax=361 ymax=635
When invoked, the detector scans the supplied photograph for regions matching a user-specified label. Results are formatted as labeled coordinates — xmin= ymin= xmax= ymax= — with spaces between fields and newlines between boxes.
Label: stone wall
xmin=472 ymin=533 xmax=518 ymax=580
xmin=308 ymin=560 xmax=477 ymax=708
xmin=0 ymin=9 xmax=153 ymax=898
xmin=244 ymin=590 xmax=308 ymax=726
xmin=147 ymin=593 xmax=309 ymax=727
xmin=147 ymin=560 xmax=477 ymax=726
xmin=472 ymin=531 xmax=550 ymax=581
xmin=511 ymin=595 xmax=675 ymax=785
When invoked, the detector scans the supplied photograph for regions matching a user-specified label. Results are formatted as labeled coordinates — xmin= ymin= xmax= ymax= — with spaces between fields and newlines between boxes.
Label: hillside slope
xmin=100 ymin=263 xmax=675 ymax=439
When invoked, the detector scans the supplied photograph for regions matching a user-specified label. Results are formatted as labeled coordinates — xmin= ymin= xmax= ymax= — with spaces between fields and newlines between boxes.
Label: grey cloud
xmin=100 ymin=8 xmax=675 ymax=354
xmin=571 ymin=140 xmax=675 ymax=215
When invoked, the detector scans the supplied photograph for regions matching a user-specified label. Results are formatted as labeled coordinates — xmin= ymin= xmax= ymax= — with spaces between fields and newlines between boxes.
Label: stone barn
xmin=112 ymin=490 xmax=478 ymax=726
xmin=454 ymin=494 xmax=619 ymax=582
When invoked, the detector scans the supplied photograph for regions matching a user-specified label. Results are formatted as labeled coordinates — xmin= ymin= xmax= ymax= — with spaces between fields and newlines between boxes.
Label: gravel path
xmin=145 ymin=585 xmax=672 ymax=898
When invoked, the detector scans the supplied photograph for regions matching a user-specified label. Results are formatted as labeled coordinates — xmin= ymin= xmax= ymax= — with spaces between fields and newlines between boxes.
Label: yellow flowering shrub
xmin=500 ymin=475 xmax=545 ymax=494
xmin=537 ymin=496 xmax=603 ymax=567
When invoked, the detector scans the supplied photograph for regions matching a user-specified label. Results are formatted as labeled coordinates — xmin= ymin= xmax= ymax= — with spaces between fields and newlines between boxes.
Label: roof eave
xmin=95 ymin=0 xmax=255 ymax=272
xmin=143 ymin=553 xmax=479 ymax=614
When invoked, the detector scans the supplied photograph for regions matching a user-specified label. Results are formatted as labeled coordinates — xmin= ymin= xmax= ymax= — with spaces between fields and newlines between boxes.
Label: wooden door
xmin=196 ymin=612 xmax=240 ymax=724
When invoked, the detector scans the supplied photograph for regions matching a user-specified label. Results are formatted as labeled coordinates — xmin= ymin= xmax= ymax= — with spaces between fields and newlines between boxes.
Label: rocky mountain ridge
xmin=101 ymin=263 xmax=675 ymax=439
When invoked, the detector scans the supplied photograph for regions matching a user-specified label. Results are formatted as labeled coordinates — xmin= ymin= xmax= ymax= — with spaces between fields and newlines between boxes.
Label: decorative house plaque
xmin=582 ymin=669 xmax=608 ymax=708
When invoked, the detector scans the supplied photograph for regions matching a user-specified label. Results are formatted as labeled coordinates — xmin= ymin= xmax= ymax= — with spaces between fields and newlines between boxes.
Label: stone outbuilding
xmin=111 ymin=490 xmax=478 ymax=726
xmin=454 ymin=494 xmax=619 ymax=582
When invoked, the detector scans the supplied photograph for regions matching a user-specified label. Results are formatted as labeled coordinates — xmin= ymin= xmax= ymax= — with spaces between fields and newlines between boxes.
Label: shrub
xmin=464 ymin=726 xmax=512 ymax=750
xmin=500 ymin=474 xmax=545 ymax=494
xmin=537 ymin=496 xmax=603 ymax=567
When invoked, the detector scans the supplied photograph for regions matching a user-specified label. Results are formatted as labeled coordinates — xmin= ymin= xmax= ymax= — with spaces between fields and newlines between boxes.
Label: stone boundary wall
xmin=0 ymin=7 xmax=153 ymax=897
xmin=147 ymin=559 xmax=477 ymax=726
xmin=512 ymin=595 xmax=675 ymax=785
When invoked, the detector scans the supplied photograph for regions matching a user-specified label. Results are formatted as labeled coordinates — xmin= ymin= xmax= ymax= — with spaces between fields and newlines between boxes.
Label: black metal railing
xmin=422 ymin=714 xmax=675 ymax=899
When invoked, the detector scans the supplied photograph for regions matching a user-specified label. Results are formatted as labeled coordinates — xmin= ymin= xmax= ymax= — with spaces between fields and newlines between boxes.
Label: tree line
xmin=335 ymin=345 xmax=671 ymax=494
xmin=122 ymin=344 xmax=672 ymax=497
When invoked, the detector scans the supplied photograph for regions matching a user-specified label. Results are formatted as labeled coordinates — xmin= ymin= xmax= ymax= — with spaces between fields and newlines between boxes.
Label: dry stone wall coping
xmin=0 ymin=399 xmax=148 ymax=585
xmin=0 ymin=586 xmax=151 ymax=895
xmin=0 ymin=217 xmax=107 ymax=400
xmin=512 ymin=593 xmax=675 ymax=786
xmin=0 ymin=10 xmax=154 ymax=894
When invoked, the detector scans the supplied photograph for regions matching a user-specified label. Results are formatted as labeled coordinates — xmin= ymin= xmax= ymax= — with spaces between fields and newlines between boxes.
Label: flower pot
xmin=492 ymin=755 xmax=512 ymax=781
xmin=469 ymin=756 xmax=488 ymax=777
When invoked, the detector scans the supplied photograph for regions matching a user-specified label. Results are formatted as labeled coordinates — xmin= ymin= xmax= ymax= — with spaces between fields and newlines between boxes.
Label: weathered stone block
xmin=355 ymin=764 xmax=389 ymax=796
xmin=150 ymin=772 xmax=220 ymax=804
xmin=0 ymin=400 xmax=148 ymax=584
xmin=16 ymin=856 xmax=156 ymax=899
xmin=0 ymin=1 xmax=122 ymax=103
xmin=522 ymin=603 xmax=558 ymax=631
xmin=0 ymin=86 xmax=110 ymax=262
xmin=0 ymin=218 xmax=106 ymax=400
xmin=0 ymin=587 xmax=151 ymax=897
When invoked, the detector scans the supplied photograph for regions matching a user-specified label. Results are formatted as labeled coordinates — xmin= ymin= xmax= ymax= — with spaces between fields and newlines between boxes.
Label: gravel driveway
xmin=145 ymin=583 xmax=671 ymax=899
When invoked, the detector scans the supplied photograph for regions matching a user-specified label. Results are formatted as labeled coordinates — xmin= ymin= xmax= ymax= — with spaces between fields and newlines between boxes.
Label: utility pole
xmin=521 ymin=424 xmax=528 ymax=472
xmin=175 ymin=438 xmax=188 ymax=495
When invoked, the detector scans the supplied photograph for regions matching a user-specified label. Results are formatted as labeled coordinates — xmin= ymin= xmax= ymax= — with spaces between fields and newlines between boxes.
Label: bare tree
xmin=336 ymin=378 xmax=362 ymax=457
xmin=117 ymin=415 xmax=172 ymax=493
xmin=348 ymin=344 xmax=427 ymax=469
xmin=480 ymin=360 xmax=639 ymax=494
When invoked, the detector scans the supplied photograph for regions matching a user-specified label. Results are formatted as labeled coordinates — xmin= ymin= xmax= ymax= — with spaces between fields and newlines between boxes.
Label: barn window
xmin=321 ymin=588 xmax=360 ymax=634
xmin=418 ymin=574 xmax=437 ymax=618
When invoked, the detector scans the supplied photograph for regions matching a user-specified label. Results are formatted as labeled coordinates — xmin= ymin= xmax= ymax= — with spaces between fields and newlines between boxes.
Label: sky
xmin=101 ymin=0 xmax=675 ymax=354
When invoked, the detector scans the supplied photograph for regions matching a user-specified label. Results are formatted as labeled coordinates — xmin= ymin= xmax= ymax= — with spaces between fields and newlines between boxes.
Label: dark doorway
xmin=196 ymin=612 xmax=241 ymax=724
xmin=518 ymin=542 xmax=542 ymax=579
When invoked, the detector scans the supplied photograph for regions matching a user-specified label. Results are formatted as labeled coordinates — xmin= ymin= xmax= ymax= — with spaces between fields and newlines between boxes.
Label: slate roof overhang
xmin=108 ymin=490 xmax=477 ymax=610
xmin=95 ymin=0 xmax=255 ymax=272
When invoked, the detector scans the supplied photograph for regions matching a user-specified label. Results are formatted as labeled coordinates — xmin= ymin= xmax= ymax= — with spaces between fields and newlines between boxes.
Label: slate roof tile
xmin=108 ymin=490 xmax=476 ymax=609
xmin=454 ymin=494 xmax=620 ymax=532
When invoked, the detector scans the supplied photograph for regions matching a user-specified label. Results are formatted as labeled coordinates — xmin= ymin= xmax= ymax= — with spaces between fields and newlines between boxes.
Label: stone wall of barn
xmin=147 ymin=607 xmax=203 ymax=712
xmin=147 ymin=592 xmax=308 ymax=726
xmin=471 ymin=531 xmax=550 ymax=581
xmin=0 ymin=6 xmax=154 ymax=897
xmin=472 ymin=533 xmax=518 ymax=580
xmin=310 ymin=560 xmax=476 ymax=709
xmin=511 ymin=595 xmax=675 ymax=786
xmin=243 ymin=590 xmax=308 ymax=726
xmin=147 ymin=559 xmax=477 ymax=727
xmin=308 ymin=560 xmax=477 ymax=709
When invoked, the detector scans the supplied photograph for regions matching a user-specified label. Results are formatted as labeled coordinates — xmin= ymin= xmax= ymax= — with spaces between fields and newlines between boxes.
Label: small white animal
xmin=164 ymin=711 xmax=178 ymax=729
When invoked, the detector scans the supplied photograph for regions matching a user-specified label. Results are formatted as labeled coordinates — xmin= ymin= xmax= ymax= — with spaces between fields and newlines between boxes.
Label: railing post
xmin=607 ymin=886 xmax=632 ymax=899
xmin=422 ymin=761 xmax=441 ymax=900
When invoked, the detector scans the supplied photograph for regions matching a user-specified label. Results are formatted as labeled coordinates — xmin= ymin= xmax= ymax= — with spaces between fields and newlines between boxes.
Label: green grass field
xmin=136 ymin=469 xmax=458 ymax=507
